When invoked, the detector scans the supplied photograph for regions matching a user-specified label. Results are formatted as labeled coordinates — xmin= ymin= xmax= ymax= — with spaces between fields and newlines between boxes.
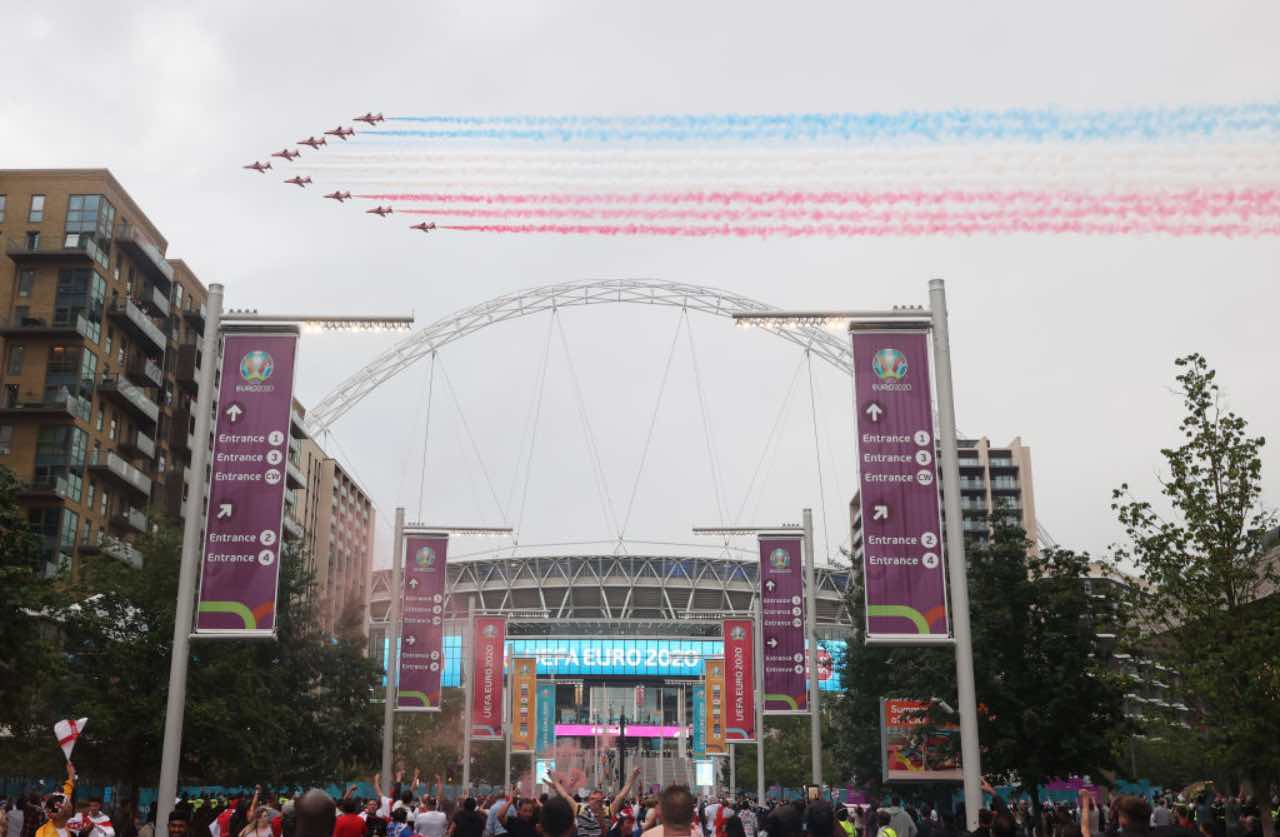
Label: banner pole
xmin=730 ymin=742 xmax=736 ymax=798
xmin=381 ymin=507 xmax=405 ymax=780
xmin=754 ymin=595 xmax=766 ymax=804
xmin=462 ymin=595 xmax=475 ymax=791
xmin=803 ymin=508 xmax=822 ymax=785
xmin=504 ymin=649 xmax=512 ymax=785
xmin=156 ymin=283 xmax=223 ymax=828
xmin=929 ymin=278 xmax=983 ymax=828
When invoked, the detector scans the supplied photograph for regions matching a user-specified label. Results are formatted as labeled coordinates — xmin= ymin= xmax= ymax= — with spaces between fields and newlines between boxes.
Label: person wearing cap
xmin=34 ymin=763 xmax=77 ymax=837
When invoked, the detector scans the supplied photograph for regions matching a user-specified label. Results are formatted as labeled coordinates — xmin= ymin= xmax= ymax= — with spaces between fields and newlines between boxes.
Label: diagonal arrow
xmin=217 ymin=503 xmax=233 ymax=519
xmin=873 ymin=505 xmax=888 ymax=521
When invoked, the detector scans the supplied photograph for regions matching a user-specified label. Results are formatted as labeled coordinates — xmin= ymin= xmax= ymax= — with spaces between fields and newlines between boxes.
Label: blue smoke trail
xmin=368 ymin=104 xmax=1280 ymax=144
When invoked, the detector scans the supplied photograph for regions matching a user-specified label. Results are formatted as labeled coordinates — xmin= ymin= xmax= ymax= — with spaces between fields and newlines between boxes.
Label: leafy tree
xmin=733 ymin=708 xmax=839 ymax=795
xmin=1112 ymin=353 xmax=1280 ymax=836
xmin=834 ymin=522 xmax=1133 ymax=818
xmin=390 ymin=688 xmax=506 ymax=787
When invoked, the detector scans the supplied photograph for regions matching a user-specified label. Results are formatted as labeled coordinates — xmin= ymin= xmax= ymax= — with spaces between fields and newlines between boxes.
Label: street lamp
xmin=728 ymin=279 xmax=984 ymax=829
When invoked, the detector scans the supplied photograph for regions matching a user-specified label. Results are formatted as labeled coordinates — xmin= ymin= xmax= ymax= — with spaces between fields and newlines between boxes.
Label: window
xmin=29 ymin=195 xmax=45 ymax=223
xmin=87 ymin=482 xmax=96 ymax=507
xmin=0 ymin=194 xmax=6 ymax=222
xmin=54 ymin=268 xmax=105 ymax=342
xmin=108 ymin=415 xmax=117 ymax=441
xmin=0 ymin=425 xmax=12 ymax=455
xmin=64 ymin=195 xmax=115 ymax=265
xmin=60 ymin=510 xmax=78 ymax=550
xmin=25 ymin=231 xmax=40 ymax=251
xmin=105 ymin=330 xmax=113 ymax=354
xmin=18 ymin=269 xmax=35 ymax=297
xmin=6 ymin=345 xmax=23 ymax=375
xmin=95 ymin=405 xmax=104 ymax=432
xmin=34 ymin=425 xmax=86 ymax=502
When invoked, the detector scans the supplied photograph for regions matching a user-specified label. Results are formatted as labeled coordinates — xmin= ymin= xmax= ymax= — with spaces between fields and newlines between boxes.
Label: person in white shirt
xmin=414 ymin=778 xmax=448 ymax=837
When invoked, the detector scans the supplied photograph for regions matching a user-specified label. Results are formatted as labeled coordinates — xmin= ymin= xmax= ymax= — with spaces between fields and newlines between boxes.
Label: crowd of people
xmin=1 ymin=766 xmax=1273 ymax=837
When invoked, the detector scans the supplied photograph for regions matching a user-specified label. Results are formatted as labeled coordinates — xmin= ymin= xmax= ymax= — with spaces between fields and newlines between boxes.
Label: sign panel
xmin=471 ymin=616 xmax=507 ymax=739
xmin=694 ymin=760 xmax=715 ymax=788
xmin=852 ymin=331 xmax=950 ymax=641
xmin=880 ymin=698 xmax=961 ymax=781
xmin=535 ymin=682 xmax=557 ymax=754
xmin=690 ymin=683 xmax=706 ymax=756
xmin=398 ymin=535 xmax=448 ymax=712
xmin=511 ymin=657 xmax=537 ymax=753
xmin=196 ymin=332 xmax=298 ymax=636
xmin=759 ymin=535 xmax=808 ymax=713
xmin=722 ymin=619 xmax=756 ymax=742
xmin=704 ymin=657 xmax=727 ymax=755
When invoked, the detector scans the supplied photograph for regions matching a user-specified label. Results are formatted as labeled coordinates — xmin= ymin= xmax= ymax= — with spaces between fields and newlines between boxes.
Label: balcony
xmin=137 ymin=281 xmax=171 ymax=318
xmin=5 ymin=235 xmax=103 ymax=266
xmin=162 ymin=470 xmax=187 ymax=519
xmin=283 ymin=515 xmax=305 ymax=542
xmin=287 ymin=458 xmax=305 ymax=489
xmin=119 ymin=428 xmax=157 ymax=460
xmin=290 ymin=408 xmax=308 ymax=439
xmin=169 ymin=405 xmax=193 ymax=458
xmin=0 ymin=312 xmax=95 ymax=341
xmin=183 ymin=304 xmax=207 ymax=334
xmin=87 ymin=450 xmax=151 ymax=499
xmin=0 ymin=390 xmax=90 ymax=422
xmin=104 ymin=540 xmax=144 ymax=569
xmin=110 ymin=506 xmax=148 ymax=535
xmin=127 ymin=354 xmax=164 ymax=389
xmin=113 ymin=221 xmax=173 ymax=289
xmin=176 ymin=343 xmax=200 ymax=393
xmin=108 ymin=300 xmax=166 ymax=356
xmin=17 ymin=475 xmax=73 ymax=500
xmin=98 ymin=374 xmax=160 ymax=430
xmin=989 ymin=458 xmax=1017 ymax=470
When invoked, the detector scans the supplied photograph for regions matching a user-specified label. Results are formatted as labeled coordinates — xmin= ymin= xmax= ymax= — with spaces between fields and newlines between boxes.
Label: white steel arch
xmin=305 ymin=278 xmax=851 ymax=434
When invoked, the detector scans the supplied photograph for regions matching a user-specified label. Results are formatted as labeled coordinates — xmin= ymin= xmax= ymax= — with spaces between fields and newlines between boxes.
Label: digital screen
xmin=695 ymin=760 xmax=716 ymax=787
xmin=380 ymin=635 xmax=845 ymax=690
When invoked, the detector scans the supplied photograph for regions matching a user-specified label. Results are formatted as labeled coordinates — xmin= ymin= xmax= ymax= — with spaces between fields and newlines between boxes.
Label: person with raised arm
xmin=549 ymin=767 xmax=641 ymax=837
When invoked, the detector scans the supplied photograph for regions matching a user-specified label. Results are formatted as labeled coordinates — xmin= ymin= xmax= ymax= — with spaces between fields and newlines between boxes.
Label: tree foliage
xmin=833 ymin=521 xmax=1133 ymax=808
xmin=1112 ymin=353 xmax=1280 ymax=825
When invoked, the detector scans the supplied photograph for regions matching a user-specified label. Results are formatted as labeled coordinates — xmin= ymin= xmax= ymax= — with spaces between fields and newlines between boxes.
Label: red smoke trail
xmin=440 ymin=221 xmax=1280 ymax=237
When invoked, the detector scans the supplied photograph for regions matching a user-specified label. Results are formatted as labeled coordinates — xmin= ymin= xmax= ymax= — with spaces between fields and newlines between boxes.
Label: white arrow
xmin=865 ymin=403 xmax=883 ymax=422
xmin=873 ymin=505 xmax=889 ymax=521
xmin=225 ymin=404 xmax=243 ymax=423
xmin=765 ymin=579 xmax=777 ymax=592
xmin=767 ymin=638 xmax=779 ymax=649
xmin=404 ymin=635 xmax=416 ymax=646
xmin=217 ymin=504 xmax=233 ymax=519
xmin=408 ymin=577 xmax=420 ymax=589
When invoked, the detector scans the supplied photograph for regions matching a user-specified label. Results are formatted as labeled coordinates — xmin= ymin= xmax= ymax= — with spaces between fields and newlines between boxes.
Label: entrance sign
xmin=196 ymin=333 xmax=298 ymax=635
xmin=398 ymin=534 xmax=448 ymax=711
xmin=704 ymin=657 xmax=727 ymax=755
xmin=880 ymin=698 xmax=962 ymax=781
xmin=511 ymin=657 xmax=537 ymax=753
xmin=535 ymin=682 xmax=557 ymax=754
xmin=759 ymin=534 xmax=808 ymax=713
xmin=851 ymin=331 xmax=950 ymax=642
xmin=471 ymin=616 xmax=507 ymax=739
xmin=722 ymin=619 xmax=756 ymax=742
xmin=690 ymin=683 xmax=707 ymax=756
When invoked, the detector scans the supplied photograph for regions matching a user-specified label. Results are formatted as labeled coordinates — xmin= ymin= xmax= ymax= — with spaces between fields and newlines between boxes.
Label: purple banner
xmin=196 ymin=333 xmax=298 ymax=635
xmin=852 ymin=330 xmax=950 ymax=641
xmin=398 ymin=535 xmax=448 ymax=711
xmin=759 ymin=535 xmax=808 ymax=714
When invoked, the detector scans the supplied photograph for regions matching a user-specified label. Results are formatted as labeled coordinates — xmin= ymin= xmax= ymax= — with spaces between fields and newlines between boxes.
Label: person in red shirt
xmin=334 ymin=800 xmax=366 ymax=837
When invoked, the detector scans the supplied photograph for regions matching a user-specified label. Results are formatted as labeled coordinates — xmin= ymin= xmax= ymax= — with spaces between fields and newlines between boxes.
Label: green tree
xmin=834 ymin=522 xmax=1133 ymax=817
xmin=733 ymin=708 xmax=839 ymax=796
xmin=1112 ymin=353 xmax=1280 ymax=836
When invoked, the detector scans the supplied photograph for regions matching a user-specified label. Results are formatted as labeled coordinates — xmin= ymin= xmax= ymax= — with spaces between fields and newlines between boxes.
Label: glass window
xmin=0 ymin=425 xmax=12 ymax=455
xmin=29 ymin=195 xmax=45 ymax=223
xmin=0 ymin=194 xmax=6 ymax=222
xmin=25 ymin=231 xmax=39 ymax=251
xmin=18 ymin=269 xmax=35 ymax=297
xmin=60 ymin=509 xmax=78 ymax=549
xmin=6 ymin=345 xmax=24 ymax=375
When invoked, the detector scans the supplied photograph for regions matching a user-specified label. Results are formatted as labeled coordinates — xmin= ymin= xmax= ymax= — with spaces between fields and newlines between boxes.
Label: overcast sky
xmin=4 ymin=2 xmax=1277 ymax=568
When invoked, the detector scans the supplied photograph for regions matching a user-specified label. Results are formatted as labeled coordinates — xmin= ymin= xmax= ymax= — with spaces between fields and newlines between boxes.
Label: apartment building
xmin=850 ymin=435 xmax=1038 ymax=561
xmin=281 ymin=400 xmax=376 ymax=637
xmin=0 ymin=170 xmax=208 ymax=575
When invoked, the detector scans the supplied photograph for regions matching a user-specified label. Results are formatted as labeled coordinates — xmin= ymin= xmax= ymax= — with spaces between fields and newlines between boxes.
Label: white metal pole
xmin=504 ymin=649 xmax=513 ymax=786
xmin=156 ymin=282 xmax=223 ymax=827
xmin=754 ymin=595 xmax=766 ymax=804
xmin=658 ymin=711 xmax=665 ymax=790
xmin=730 ymin=743 xmax=736 ymax=798
xmin=462 ymin=595 xmax=475 ymax=791
xmin=929 ymin=278 xmax=983 ymax=828
xmin=381 ymin=507 xmax=406 ymax=780
xmin=803 ymin=508 xmax=822 ymax=785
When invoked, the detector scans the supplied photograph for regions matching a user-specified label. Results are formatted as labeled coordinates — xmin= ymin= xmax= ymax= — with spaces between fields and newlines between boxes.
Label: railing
xmin=99 ymin=374 xmax=160 ymax=424
xmin=113 ymin=506 xmax=148 ymax=533
xmin=122 ymin=429 xmax=157 ymax=459
xmin=108 ymin=299 xmax=167 ymax=352
xmin=114 ymin=221 xmax=174 ymax=283
xmin=128 ymin=354 xmax=164 ymax=388
xmin=989 ymin=458 xmax=1016 ymax=469
xmin=4 ymin=235 xmax=103 ymax=263
xmin=104 ymin=540 xmax=144 ymax=569
xmin=87 ymin=450 xmax=152 ymax=497
xmin=0 ymin=390 xmax=90 ymax=419
xmin=0 ymin=312 xmax=95 ymax=340
xmin=19 ymin=475 xmax=72 ymax=498
xmin=139 ymin=281 xmax=171 ymax=317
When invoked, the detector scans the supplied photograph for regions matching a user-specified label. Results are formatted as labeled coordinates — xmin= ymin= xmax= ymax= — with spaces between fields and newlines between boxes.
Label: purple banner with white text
xmin=196 ymin=332 xmax=298 ymax=636
xmin=398 ymin=535 xmax=448 ymax=711
xmin=852 ymin=330 xmax=950 ymax=642
xmin=759 ymin=535 xmax=808 ymax=714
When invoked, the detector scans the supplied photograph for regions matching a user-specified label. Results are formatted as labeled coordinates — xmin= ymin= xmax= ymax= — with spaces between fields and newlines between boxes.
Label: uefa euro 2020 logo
xmin=872 ymin=348 xmax=908 ymax=382
xmin=239 ymin=351 xmax=274 ymax=383
xmin=482 ymin=624 xmax=498 ymax=639
xmin=730 ymin=625 xmax=746 ymax=641
xmin=415 ymin=546 xmax=437 ymax=571
xmin=769 ymin=547 xmax=791 ymax=571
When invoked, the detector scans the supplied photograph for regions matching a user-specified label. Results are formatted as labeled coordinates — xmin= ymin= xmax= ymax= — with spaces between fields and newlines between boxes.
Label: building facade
xmin=0 ymin=170 xmax=208 ymax=575
xmin=282 ymin=400 xmax=375 ymax=636
xmin=851 ymin=435 xmax=1038 ymax=561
